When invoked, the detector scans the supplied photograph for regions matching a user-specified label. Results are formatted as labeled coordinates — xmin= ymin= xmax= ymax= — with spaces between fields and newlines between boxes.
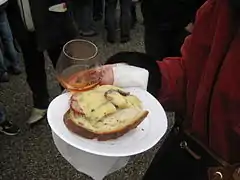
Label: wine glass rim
xmin=63 ymin=39 xmax=98 ymax=61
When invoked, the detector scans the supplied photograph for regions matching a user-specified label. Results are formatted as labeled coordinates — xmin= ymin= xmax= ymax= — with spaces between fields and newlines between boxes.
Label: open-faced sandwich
xmin=64 ymin=85 xmax=149 ymax=141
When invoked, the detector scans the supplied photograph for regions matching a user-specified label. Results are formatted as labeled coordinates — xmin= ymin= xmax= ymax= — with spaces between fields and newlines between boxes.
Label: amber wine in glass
xmin=56 ymin=39 xmax=101 ymax=92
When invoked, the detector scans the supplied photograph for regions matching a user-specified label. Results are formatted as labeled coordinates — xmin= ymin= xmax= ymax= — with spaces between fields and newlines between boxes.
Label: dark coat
xmin=141 ymin=0 xmax=206 ymax=28
xmin=7 ymin=0 xmax=77 ymax=51
xmin=0 ymin=1 xmax=8 ymax=12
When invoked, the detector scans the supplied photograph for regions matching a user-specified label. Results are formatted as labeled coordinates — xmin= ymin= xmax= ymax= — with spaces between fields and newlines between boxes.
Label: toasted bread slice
xmin=64 ymin=85 xmax=148 ymax=141
xmin=64 ymin=108 xmax=148 ymax=141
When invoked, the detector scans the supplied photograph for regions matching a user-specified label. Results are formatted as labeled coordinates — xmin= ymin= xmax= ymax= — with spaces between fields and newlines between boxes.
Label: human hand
xmin=100 ymin=65 xmax=114 ymax=85
xmin=185 ymin=23 xmax=194 ymax=33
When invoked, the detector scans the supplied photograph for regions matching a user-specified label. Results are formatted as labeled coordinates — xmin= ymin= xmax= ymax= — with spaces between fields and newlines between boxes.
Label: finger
xmin=100 ymin=66 xmax=114 ymax=85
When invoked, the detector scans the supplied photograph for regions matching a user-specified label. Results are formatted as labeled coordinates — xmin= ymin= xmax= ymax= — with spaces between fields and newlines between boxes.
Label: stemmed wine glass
xmin=56 ymin=39 xmax=102 ymax=92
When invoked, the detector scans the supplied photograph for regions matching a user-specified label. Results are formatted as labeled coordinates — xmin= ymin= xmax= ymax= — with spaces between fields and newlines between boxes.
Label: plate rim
xmin=47 ymin=87 xmax=168 ymax=157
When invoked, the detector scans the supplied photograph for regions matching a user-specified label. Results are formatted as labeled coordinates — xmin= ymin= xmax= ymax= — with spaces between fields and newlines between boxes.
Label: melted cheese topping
xmin=71 ymin=85 xmax=143 ymax=126
xmin=74 ymin=90 xmax=111 ymax=120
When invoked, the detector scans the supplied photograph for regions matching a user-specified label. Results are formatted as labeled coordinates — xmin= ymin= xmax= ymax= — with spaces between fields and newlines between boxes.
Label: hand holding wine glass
xmin=56 ymin=39 xmax=102 ymax=92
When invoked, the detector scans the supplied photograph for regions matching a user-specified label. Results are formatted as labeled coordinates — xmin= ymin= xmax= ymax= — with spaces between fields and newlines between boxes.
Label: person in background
xmin=6 ymin=0 xmax=77 ymax=124
xmin=93 ymin=0 xmax=104 ymax=21
xmin=105 ymin=0 xmax=132 ymax=43
xmin=131 ymin=0 xmax=142 ymax=29
xmin=141 ymin=0 xmax=205 ymax=60
xmin=71 ymin=0 xmax=97 ymax=37
xmin=101 ymin=0 xmax=240 ymax=179
xmin=0 ymin=0 xmax=21 ymax=83
xmin=130 ymin=1 xmax=137 ymax=28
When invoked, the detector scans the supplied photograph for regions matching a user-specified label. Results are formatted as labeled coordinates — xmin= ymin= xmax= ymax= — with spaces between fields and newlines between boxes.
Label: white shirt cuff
xmin=112 ymin=64 xmax=149 ymax=90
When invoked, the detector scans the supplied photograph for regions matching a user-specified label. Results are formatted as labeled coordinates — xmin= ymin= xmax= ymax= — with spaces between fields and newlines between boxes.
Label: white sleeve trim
xmin=17 ymin=0 xmax=35 ymax=32
xmin=112 ymin=64 xmax=149 ymax=90
xmin=0 ymin=0 xmax=8 ymax=6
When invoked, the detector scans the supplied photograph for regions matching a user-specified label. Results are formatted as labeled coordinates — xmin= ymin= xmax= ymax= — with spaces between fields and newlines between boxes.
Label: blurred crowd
xmin=0 ymin=0 xmax=204 ymax=135
xmin=71 ymin=0 xmax=140 ymax=43
xmin=0 ymin=0 xmax=140 ymax=135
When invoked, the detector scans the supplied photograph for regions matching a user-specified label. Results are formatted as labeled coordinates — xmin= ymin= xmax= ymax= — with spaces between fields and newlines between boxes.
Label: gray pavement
xmin=0 ymin=9 xmax=174 ymax=180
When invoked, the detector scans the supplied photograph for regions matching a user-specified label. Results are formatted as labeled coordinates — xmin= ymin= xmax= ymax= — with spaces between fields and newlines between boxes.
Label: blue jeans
xmin=105 ymin=0 xmax=132 ymax=37
xmin=0 ymin=10 xmax=19 ymax=73
xmin=0 ymin=104 xmax=6 ymax=124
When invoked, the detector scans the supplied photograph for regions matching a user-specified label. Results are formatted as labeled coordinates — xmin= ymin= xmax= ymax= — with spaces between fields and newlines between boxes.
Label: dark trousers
xmin=141 ymin=0 xmax=204 ymax=60
xmin=7 ymin=6 xmax=62 ymax=109
xmin=93 ymin=0 xmax=104 ymax=19
xmin=71 ymin=0 xmax=94 ymax=32
xmin=0 ymin=10 xmax=19 ymax=73
xmin=105 ymin=0 xmax=132 ymax=37
xmin=143 ymin=130 xmax=218 ymax=180
xmin=131 ymin=2 xmax=137 ymax=26
xmin=144 ymin=27 xmax=190 ymax=60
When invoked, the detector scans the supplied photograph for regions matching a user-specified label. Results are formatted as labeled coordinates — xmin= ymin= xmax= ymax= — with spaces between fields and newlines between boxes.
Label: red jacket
xmin=158 ymin=0 xmax=240 ymax=163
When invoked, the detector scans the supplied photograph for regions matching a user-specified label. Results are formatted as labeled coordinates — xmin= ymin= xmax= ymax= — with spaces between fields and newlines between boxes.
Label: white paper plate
xmin=47 ymin=87 xmax=168 ymax=157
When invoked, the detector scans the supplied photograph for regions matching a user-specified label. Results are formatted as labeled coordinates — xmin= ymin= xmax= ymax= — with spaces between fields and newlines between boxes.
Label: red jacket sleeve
xmin=157 ymin=35 xmax=192 ymax=114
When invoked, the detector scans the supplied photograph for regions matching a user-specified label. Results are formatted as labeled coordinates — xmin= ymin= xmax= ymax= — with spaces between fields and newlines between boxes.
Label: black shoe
xmin=93 ymin=15 xmax=103 ymax=22
xmin=120 ymin=35 xmax=131 ymax=43
xmin=107 ymin=34 xmax=116 ymax=44
xmin=0 ymin=72 xmax=9 ymax=83
xmin=8 ymin=66 xmax=22 ymax=75
xmin=0 ymin=121 xmax=20 ymax=136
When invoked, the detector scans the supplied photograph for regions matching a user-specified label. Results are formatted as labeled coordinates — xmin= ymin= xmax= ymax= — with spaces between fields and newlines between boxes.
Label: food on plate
xmin=64 ymin=85 xmax=149 ymax=141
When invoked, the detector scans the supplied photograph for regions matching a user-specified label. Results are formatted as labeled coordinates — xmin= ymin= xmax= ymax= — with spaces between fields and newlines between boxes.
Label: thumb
xmin=100 ymin=65 xmax=114 ymax=85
